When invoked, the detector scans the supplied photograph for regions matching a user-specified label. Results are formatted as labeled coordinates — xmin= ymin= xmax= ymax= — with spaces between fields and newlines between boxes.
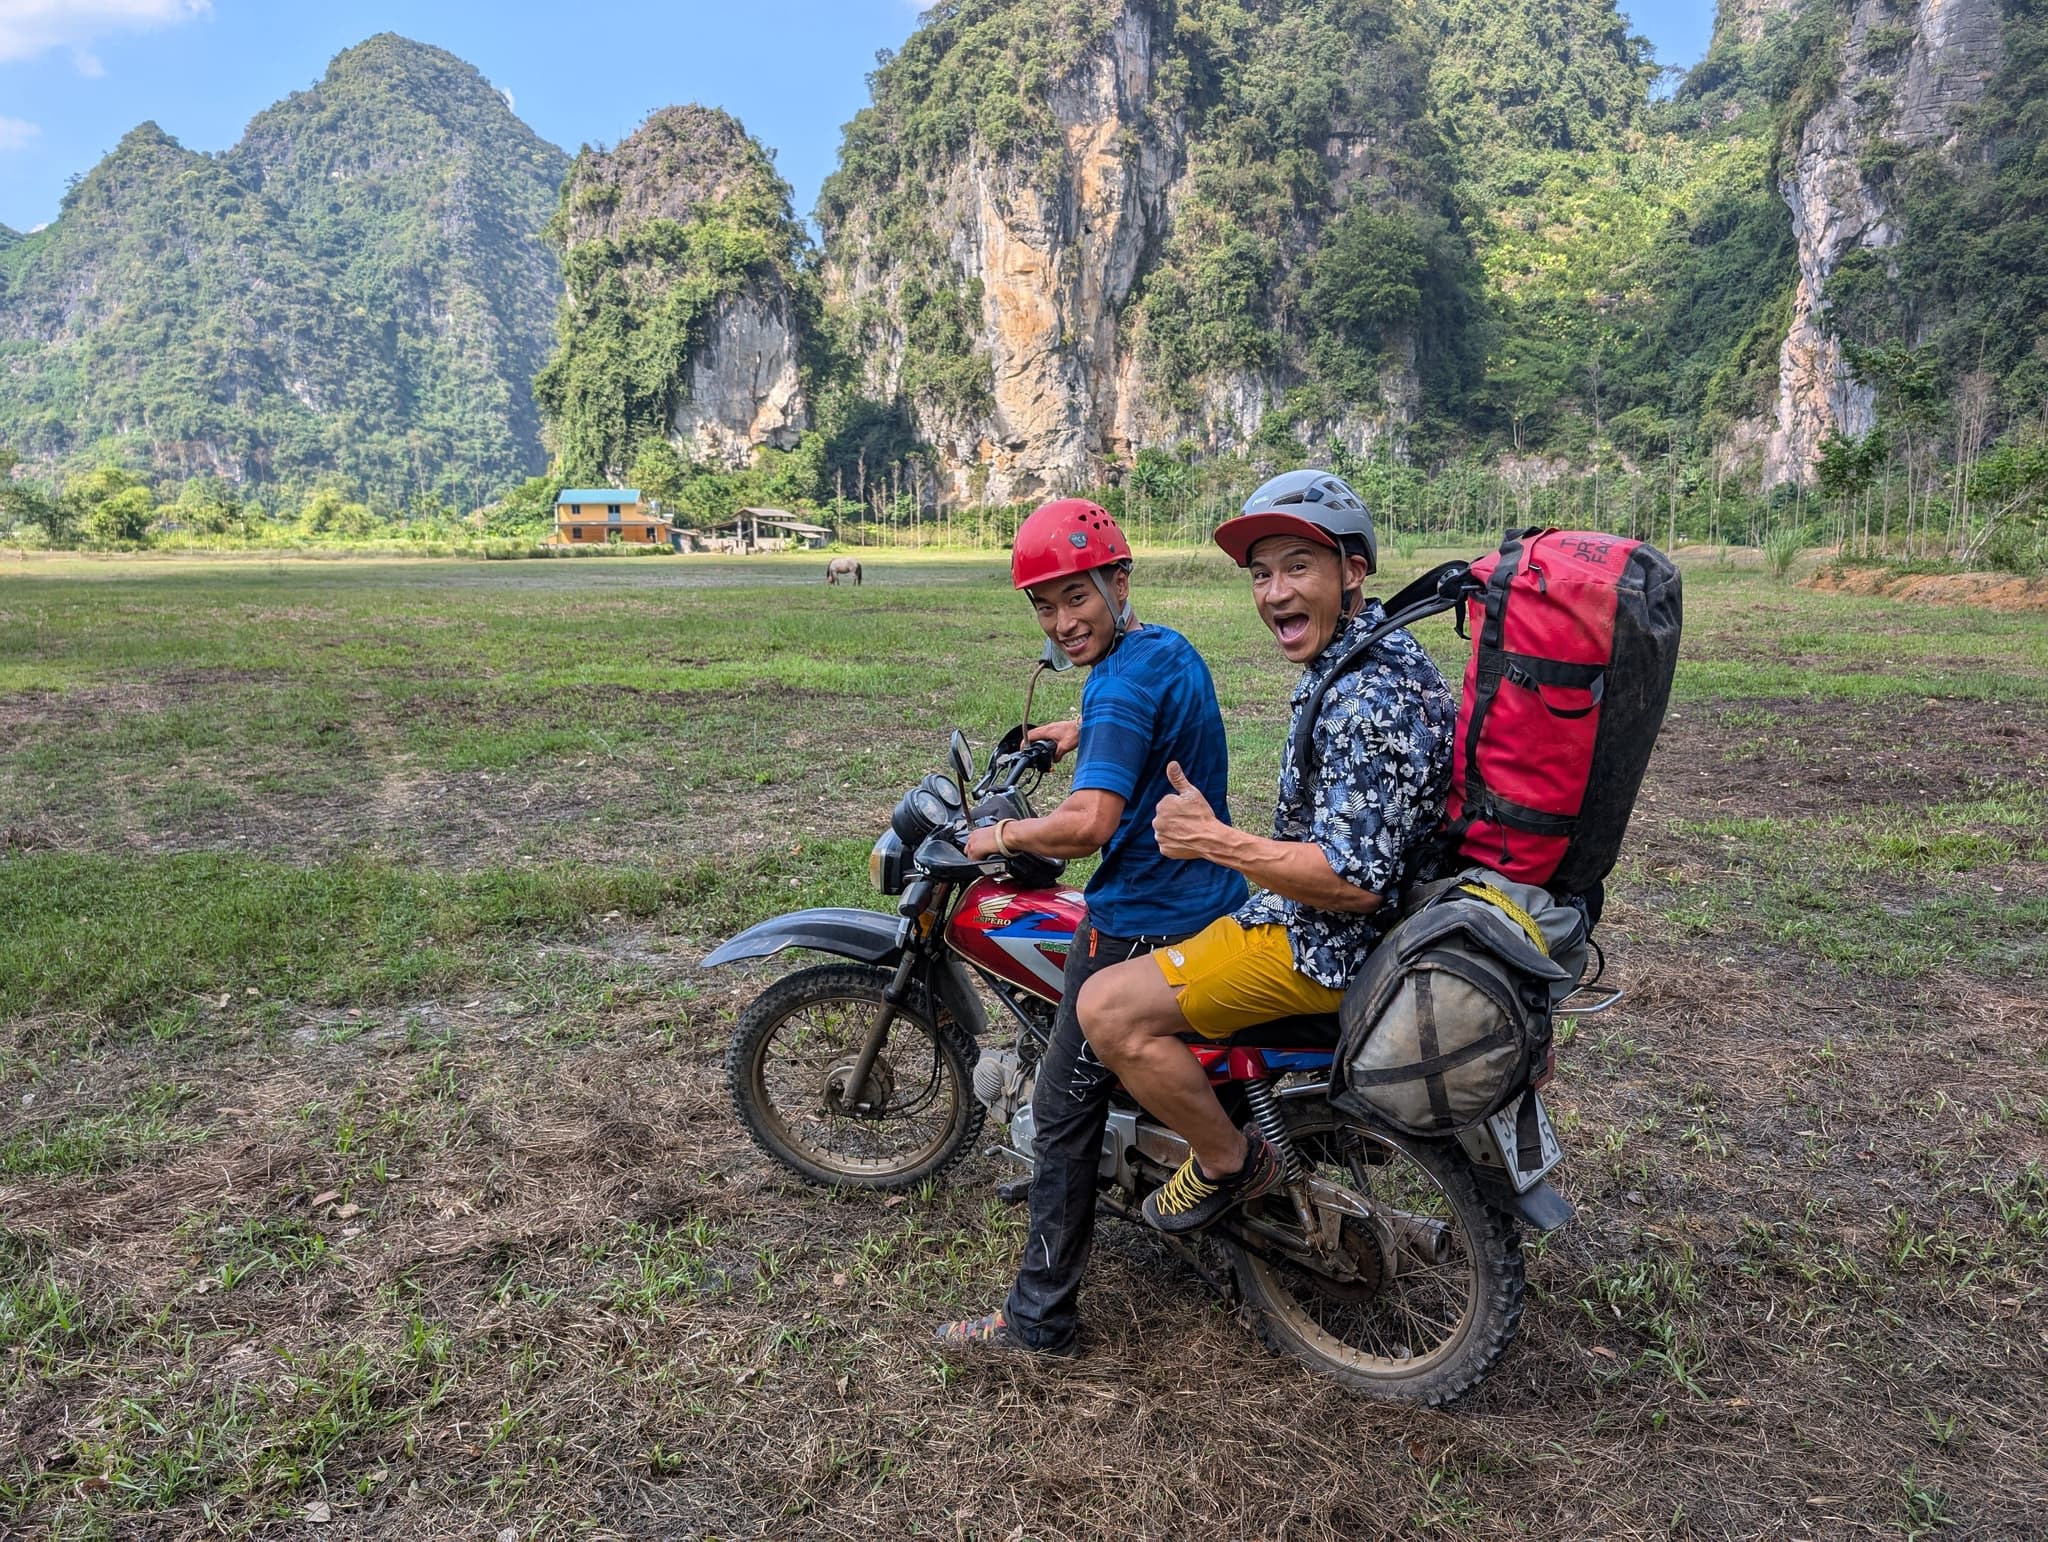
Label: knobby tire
xmin=726 ymin=962 xmax=984 ymax=1192
xmin=1224 ymin=1103 xmax=1525 ymax=1405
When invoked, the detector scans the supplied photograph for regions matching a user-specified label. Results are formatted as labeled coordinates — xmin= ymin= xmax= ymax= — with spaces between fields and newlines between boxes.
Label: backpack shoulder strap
xmin=1288 ymin=560 xmax=1479 ymax=781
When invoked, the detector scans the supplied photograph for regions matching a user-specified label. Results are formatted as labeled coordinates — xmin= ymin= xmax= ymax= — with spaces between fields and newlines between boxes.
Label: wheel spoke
xmin=745 ymin=988 xmax=964 ymax=1179
xmin=1242 ymin=1112 xmax=1487 ymax=1382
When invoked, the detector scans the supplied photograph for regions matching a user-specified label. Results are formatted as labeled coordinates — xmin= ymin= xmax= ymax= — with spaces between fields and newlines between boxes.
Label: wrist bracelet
xmin=993 ymin=819 xmax=1015 ymax=857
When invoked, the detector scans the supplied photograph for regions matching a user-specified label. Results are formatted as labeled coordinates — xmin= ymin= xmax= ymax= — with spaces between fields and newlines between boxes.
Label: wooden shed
xmin=727 ymin=508 xmax=834 ymax=552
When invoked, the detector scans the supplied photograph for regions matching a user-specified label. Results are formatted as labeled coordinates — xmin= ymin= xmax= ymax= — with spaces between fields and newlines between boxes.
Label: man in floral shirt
xmin=1079 ymin=470 xmax=1456 ymax=1233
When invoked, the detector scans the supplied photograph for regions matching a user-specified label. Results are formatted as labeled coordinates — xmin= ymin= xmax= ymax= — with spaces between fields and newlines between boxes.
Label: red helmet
xmin=1011 ymin=498 xmax=1130 ymax=591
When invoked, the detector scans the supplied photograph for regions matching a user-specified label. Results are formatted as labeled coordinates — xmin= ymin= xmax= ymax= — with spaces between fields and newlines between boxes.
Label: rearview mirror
xmin=948 ymin=730 xmax=974 ymax=792
xmin=1039 ymin=637 xmax=1076 ymax=672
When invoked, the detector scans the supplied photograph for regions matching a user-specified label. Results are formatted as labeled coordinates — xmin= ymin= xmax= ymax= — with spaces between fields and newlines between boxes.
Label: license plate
xmin=1483 ymin=1092 xmax=1563 ymax=1193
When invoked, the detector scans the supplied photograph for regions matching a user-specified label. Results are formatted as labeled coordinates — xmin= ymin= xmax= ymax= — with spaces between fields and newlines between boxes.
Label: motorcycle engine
xmin=972 ymin=1048 xmax=1032 ymax=1128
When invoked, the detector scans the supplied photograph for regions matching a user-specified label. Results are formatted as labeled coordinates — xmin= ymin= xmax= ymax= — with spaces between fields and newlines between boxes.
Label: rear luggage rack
xmin=1556 ymin=983 xmax=1625 ymax=1016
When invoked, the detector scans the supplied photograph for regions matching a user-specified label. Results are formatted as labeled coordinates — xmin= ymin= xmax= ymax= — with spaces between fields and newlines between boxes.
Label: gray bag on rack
xmin=1330 ymin=868 xmax=1589 ymax=1138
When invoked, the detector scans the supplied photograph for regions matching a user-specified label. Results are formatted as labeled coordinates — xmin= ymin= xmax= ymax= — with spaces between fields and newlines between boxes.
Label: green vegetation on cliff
xmin=1824 ymin=3 xmax=2048 ymax=434
xmin=0 ymin=36 xmax=567 ymax=504
xmin=1132 ymin=0 xmax=1477 ymax=426
xmin=1435 ymin=0 xmax=1817 ymax=456
xmin=824 ymin=0 xmax=1122 ymax=194
xmin=1428 ymin=0 xmax=1656 ymax=155
xmin=533 ymin=107 xmax=813 ymax=487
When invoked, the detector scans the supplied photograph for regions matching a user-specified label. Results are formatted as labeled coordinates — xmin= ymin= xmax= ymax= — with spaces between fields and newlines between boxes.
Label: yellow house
xmin=551 ymin=488 xmax=680 ymax=548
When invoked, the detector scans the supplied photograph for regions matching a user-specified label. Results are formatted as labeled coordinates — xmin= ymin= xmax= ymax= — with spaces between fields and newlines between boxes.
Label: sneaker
xmin=1141 ymin=1129 xmax=1283 ymax=1234
xmin=933 ymin=1309 xmax=1078 ymax=1358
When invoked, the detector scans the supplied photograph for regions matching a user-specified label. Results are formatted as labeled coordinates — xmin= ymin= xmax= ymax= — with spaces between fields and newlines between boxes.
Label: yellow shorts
xmin=1153 ymin=917 xmax=1344 ymax=1040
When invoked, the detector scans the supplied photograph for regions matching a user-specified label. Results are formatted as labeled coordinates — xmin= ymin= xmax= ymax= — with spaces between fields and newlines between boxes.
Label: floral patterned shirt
xmin=1234 ymin=600 xmax=1457 ymax=989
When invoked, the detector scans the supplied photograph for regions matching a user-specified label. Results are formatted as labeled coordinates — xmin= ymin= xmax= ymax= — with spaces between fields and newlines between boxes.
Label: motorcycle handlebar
xmin=977 ymin=736 xmax=1054 ymax=794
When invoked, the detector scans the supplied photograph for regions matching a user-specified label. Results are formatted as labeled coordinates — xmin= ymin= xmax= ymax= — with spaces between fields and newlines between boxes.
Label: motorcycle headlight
xmin=869 ymin=829 xmax=906 ymax=895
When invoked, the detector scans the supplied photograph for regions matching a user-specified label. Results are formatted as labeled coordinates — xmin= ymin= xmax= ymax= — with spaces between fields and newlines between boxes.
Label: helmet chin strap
xmin=1088 ymin=567 xmax=1135 ymax=646
xmin=1339 ymin=542 xmax=1370 ymax=620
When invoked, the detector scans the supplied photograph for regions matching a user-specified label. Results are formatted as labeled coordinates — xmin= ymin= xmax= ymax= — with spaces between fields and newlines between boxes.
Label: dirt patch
xmin=1806 ymin=565 xmax=2048 ymax=611
xmin=1637 ymin=694 xmax=2048 ymax=827
xmin=0 ymin=668 xmax=291 ymax=741
xmin=4 ymin=924 xmax=2044 ymax=1540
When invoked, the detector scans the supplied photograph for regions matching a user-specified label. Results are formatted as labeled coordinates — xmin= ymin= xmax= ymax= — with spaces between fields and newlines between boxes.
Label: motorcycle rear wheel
xmin=726 ymin=962 xmax=984 ymax=1192
xmin=1225 ymin=1104 xmax=1524 ymax=1405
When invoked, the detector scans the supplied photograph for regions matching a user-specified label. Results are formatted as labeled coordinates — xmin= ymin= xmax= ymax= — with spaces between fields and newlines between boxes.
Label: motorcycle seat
xmin=1185 ymin=1012 xmax=1342 ymax=1050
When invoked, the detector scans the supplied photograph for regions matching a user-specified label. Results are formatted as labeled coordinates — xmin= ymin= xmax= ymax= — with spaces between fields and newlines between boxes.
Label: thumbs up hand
xmin=1153 ymin=760 xmax=1219 ymax=860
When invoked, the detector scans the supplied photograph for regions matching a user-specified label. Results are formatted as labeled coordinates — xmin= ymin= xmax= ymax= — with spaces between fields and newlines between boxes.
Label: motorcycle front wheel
xmin=725 ymin=962 xmax=984 ymax=1192
xmin=1224 ymin=1103 xmax=1525 ymax=1405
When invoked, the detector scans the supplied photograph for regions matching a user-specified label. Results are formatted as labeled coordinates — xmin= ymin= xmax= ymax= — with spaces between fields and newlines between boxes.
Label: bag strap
xmin=1515 ymin=1090 xmax=1546 ymax=1171
xmin=1455 ymin=881 xmax=1550 ymax=956
xmin=1444 ymin=529 xmax=1557 ymax=865
xmin=1288 ymin=560 xmax=1480 ymax=782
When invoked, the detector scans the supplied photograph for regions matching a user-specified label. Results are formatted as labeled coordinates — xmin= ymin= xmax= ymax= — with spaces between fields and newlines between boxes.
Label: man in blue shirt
xmin=937 ymin=497 xmax=1246 ymax=1355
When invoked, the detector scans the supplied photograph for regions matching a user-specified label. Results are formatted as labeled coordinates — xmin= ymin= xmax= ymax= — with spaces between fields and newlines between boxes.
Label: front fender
xmin=700 ymin=908 xmax=991 ymax=1045
xmin=700 ymin=907 xmax=902 ymax=969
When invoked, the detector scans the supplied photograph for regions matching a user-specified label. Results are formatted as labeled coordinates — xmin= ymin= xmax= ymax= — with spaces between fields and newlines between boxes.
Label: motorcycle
xmin=703 ymin=718 xmax=1611 ymax=1404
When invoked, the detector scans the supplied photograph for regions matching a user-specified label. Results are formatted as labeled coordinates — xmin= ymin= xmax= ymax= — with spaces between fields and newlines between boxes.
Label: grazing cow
xmin=826 ymin=556 xmax=863 ymax=586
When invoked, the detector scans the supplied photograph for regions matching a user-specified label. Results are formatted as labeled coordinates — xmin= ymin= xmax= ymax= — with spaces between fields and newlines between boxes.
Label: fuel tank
xmin=944 ymin=876 xmax=1087 ymax=1003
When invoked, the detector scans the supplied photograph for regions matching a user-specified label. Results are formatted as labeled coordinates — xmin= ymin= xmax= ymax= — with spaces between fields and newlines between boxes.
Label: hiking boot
xmin=933 ymin=1309 xmax=1078 ymax=1358
xmin=1141 ymin=1128 xmax=1283 ymax=1235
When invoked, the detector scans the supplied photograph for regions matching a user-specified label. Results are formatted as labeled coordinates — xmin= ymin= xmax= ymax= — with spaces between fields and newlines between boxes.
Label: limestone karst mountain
xmin=0 ymin=35 xmax=568 ymax=500
xmin=534 ymin=106 xmax=812 ymax=485
xmin=816 ymin=0 xmax=1485 ymax=502
xmin=1753 ymin=0 xmax=2006 ymax=482
xmin=3 ymin=0 xmax=2041 ymax=513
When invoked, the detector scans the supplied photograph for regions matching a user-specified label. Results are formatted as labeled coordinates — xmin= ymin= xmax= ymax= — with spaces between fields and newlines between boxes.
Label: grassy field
xmin=2 ymin=547 xmax=2044 ymax=1540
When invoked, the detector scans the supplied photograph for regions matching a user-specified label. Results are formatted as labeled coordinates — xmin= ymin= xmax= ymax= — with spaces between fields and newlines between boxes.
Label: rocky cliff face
xmin=827 ymin=2 xmax=1177 ymax=499
xmin=545 ymin=106 xmax=807 ymax=475
xmin=821 ymin=0 xmax=1432 ymax=503
xmin=680 ymin=288 xmax=807 ymax=464
xmin=1763 ymin=0 xmax=2003 ymax=482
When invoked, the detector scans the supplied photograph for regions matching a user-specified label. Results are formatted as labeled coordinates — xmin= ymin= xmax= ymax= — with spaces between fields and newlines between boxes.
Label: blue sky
xmin=0 ymin=0 xmax=1717 ymax=234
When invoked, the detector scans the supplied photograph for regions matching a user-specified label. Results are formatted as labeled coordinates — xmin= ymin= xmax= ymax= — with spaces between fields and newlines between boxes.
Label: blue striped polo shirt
xmin=1069 ymin=624 xmax=1248 ymax=938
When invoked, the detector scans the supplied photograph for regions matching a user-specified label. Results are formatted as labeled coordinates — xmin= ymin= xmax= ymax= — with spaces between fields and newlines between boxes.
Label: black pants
xmin=1004 ymin=918 xmax=1182 ymax=1352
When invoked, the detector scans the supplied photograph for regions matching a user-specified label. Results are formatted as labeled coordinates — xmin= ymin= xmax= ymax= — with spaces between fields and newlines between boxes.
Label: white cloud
xmin=496 ymin=84 xmax=514 ymax=111
xmin=0 ymin=114 xmax=40 ymax=150
xmin=0 ymin=0 xmax=212 ymax=69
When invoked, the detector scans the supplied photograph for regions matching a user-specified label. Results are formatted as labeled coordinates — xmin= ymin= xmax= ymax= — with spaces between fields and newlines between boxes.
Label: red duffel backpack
xmin=1446 ymin=528 xmax=1681 ymax=891
xmin=1292 ymin=527 xmax=1681 ymax=898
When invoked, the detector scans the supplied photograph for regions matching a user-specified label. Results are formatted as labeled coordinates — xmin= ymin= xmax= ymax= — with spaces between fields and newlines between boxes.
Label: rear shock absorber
xmin=1242 ymin=1078 xmax=1302 ymax=1181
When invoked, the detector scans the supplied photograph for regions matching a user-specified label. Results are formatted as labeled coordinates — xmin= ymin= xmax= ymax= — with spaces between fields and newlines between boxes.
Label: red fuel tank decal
xmin=945 ymin=877 xmax=1087 ymax=1002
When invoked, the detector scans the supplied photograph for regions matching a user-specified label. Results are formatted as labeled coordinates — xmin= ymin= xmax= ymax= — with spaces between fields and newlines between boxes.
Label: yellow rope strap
xmin=1457 ymin=882 xmax=1550 ymax=956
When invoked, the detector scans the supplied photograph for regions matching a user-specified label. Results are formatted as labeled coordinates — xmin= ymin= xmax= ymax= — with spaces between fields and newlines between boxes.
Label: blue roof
xmin=556 ymin=488 xmax=641 ymax=503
